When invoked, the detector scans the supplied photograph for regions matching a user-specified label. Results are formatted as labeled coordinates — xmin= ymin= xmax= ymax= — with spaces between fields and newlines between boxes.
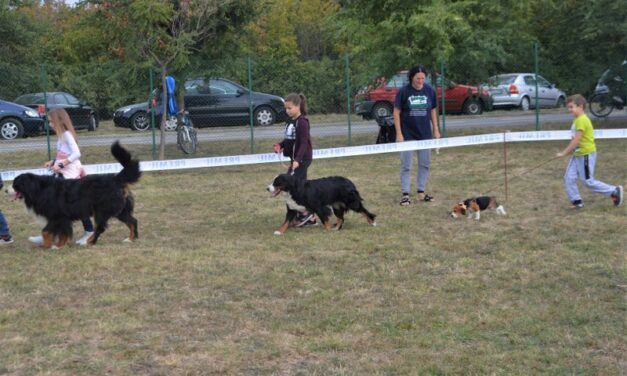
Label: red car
xmin=355 ymin=71 xmax=493 ymax=119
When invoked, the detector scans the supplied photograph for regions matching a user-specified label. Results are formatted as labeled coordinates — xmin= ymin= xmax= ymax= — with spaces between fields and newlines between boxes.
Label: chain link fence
xmin=2 ymin=47 xmax=616 ymax=169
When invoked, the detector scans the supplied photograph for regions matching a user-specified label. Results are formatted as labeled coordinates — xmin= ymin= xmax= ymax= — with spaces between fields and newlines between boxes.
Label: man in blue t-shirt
xmin=393 ymin=65 xmax=441 ymax=206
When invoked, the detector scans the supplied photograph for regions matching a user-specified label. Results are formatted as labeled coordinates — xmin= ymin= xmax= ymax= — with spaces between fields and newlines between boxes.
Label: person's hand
xmin=292 ymin=161 xmax=300 ymax=170
xmin=44 ymin=160 xmax=53 ymax=168
xmin=556 ymin=151 xmax=566 ymax=158
xmin=51 ymin=163 xmax=61 ymax=173
xmin=273 ymin=143 xmax=282 ymax=153
xmin=433 ymin=128 xmax=441 ymax=139
xmin=396 ymin=133 xmax=404 ymax=143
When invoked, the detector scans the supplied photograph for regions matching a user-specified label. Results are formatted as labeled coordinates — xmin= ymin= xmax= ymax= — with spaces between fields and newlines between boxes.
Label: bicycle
xmin=176 ymin=110 xmax=197 ymax=154
xmin=589 ymin=66 xmax=625 ymax=118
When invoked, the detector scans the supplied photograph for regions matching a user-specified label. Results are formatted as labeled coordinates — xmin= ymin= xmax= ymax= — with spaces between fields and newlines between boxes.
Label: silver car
xmin=486 ymin=73 xmax=566 ymax=110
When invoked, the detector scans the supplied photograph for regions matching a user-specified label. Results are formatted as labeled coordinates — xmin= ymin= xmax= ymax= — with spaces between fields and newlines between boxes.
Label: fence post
xmin=247 ymin=57 xmax=255 ymax=154
xmin=149 ymin=69 xmax=157 ymax=160
xmin=345 ymin=53 xmax=352 ymax=146
xmin=440 ymin=61 xmax=446 ymax=138
xmin=40 ymin=64 xmax=51 ymax=160
xmin=534 ymin=42 xmax=540 ymax=131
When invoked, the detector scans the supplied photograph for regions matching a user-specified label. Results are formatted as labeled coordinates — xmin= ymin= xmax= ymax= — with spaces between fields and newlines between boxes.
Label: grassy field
xmin=0 ymin=121 xmax=625 ymax=374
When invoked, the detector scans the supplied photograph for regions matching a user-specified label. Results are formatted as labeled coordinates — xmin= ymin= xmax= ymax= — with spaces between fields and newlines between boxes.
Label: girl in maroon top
xmin=284 ymin=93 xmax=312 ymax=179
xmin=284 ymin=93 xmax=315 ymax=226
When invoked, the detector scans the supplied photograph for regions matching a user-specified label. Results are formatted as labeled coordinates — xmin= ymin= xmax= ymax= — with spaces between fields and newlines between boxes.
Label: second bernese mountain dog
xmin=267 ymin=173 xmax=377 ymax=235
xmin=9 ymin=141 xmax=141 ymax=248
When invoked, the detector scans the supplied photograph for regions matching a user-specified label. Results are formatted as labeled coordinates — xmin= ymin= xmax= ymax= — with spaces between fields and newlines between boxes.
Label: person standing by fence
xmin=394 ymin=65 xmax=441 ymax=206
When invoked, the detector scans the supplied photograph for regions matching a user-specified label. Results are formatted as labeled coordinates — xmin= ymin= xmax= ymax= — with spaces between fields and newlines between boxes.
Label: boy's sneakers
xmin=76 ymin=231 xmax=94 ymax=246
xmin=611 ymin=186 xmax=623 ymax=207
xmin=294 ymin=213 xmax=315 ymax=228
xmin=0 ymin=235 xmax=13 ymax=245
xmin=570 ymin=200 xmax=584 ymax=209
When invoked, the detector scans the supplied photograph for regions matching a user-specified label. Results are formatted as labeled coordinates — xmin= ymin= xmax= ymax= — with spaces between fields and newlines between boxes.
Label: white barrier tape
xmin=2 ymin=129 xmax=626 ymax=182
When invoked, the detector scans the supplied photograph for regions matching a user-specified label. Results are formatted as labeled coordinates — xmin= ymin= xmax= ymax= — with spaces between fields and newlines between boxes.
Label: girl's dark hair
xmin=407 ymin=65 xmax=428 ymax=82
xmin=285 ymin=93 xmax=308 ymax=115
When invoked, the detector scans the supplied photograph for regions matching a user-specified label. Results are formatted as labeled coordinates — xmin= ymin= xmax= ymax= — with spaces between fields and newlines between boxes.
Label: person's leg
xmin=76 ymin=218 xmax=95 ymax=245
xmin=579 ymin=153 xmax=616 ymax=196
xmin=416 ymin=149 xmax=432 ymax=195
xmin=0 ymin=210 xmax=13 ymax=244
xmin=0 ymin=210 xmax=9 ymax=236
xmin=400 ymin=150 xmax=413 ymax=194
xmin=564 ymin=155 xmax=582 ymax=205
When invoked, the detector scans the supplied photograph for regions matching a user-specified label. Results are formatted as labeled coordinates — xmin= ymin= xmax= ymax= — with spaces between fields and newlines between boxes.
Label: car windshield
xmin=14 ymin=93 xmax=45 ymax=104
xmin=489 ymin=74 xmax=518 ymax=86
xmin=386 ymin=73 xmax=434 ymax=88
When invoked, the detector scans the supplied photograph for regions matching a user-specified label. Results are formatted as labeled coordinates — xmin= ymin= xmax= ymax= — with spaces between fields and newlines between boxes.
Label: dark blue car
xmin=0 ymin=99 xmax=45 ymax=140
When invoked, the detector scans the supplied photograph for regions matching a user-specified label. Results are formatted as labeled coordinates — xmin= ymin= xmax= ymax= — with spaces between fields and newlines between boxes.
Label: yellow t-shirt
xmin=571 ymin=114 xmax=596 ymax=156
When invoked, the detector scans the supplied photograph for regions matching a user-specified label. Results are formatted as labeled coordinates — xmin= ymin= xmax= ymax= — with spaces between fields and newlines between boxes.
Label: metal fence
xmin=2 ymin=46 xmax=607 ymax=167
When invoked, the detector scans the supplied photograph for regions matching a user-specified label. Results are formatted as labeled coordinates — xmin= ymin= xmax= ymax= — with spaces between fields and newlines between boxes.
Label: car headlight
xmin=24 ymin=109 xmax=40 ymax=118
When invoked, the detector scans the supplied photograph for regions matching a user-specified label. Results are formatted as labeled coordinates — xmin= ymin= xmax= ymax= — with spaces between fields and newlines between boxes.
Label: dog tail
xmin=112 ymin=141 xmax=141 ymax=185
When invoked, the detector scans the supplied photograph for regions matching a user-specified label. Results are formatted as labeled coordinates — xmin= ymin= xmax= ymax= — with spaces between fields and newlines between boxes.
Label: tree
xmin=97 ymin=0 xmax=254 ymax=159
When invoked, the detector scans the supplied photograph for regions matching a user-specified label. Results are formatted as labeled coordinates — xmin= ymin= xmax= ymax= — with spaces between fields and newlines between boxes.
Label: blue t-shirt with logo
xmin=394 ymin=83 xmax=438 ymax=141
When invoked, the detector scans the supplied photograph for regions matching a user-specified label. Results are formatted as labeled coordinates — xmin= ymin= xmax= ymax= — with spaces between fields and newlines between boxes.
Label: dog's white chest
xmin=282 ymin=192 xmax=307 ymax=212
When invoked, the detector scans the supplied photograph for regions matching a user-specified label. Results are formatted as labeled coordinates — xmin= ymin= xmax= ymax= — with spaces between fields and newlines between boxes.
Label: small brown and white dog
xmin=450 ymin=196 xmax=506 ymax=220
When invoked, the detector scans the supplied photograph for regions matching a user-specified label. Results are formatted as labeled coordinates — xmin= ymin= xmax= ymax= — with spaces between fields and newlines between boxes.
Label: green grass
xmin=0 ymin=122 xmax=625 ymax=374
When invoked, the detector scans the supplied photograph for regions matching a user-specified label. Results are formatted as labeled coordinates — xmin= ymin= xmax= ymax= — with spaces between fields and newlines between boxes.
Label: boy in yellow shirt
xmin=556 ymin=94 xmax=623 ymax=208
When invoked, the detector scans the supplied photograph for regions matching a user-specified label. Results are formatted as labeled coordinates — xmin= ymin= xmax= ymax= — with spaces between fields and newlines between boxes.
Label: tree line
xmin=1 ymin=0 xmax=625 ymax=118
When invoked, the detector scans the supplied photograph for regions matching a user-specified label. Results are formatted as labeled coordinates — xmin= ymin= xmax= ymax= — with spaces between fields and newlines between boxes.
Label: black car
xmin=113 ymin=78 xmax=287 ymax=131
xmin=14 ymin=92 xmax=99 ymax=131
xmin=0 ymin=99 xmax=45 ymax=140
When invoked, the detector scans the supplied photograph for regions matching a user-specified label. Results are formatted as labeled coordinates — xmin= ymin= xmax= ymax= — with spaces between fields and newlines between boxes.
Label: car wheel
xmin=130 ymin=111 xmax=150 ymax=131
xmin=0 ymin=118 xmax=25 ymax=140
xmin=254 ymin=106 xmax=276 ymax=126
xmin=87 ymin=114 xmax=98 ymax=131
xmin=462 ymin=99 xmax=483 ymax=115
xmin=555 ymin=96 xmax=565 ymax=108
xmin=372 ymin=102 xmax=393 ymax=118
xmin=520 ymin=96 xmax=530 ymax=111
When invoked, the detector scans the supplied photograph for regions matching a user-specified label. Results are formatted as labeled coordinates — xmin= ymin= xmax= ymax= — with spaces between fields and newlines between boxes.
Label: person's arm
xmin=556 ymin=130 xmax=583 ymax=157
xmin=393 ymin=107 xmax=403 ymax=142
xmin=431 ymin=107 xmax=440 ymax=139
xmin=292 ymin=118 xmax=310 ymax=169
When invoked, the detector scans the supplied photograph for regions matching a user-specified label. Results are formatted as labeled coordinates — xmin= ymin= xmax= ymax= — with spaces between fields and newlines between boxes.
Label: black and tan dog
xmin=450 ymin=196 xmax=506 ymax=220
xmin=267 ymin=174 xmax=377 ymax=235
xmin=8 ymin=141 xmax=141 ymax=248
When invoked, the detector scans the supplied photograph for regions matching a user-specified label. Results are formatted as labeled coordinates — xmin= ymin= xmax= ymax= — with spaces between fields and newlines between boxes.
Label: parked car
xmin=113 ymin=78 xmax=287 ymax=131
xmin=485 ymin=73 xmax=566 ymax=110
xmin=0 ymin=99 xmax=45 ymax=140
xmin=13 ymin=92 xmax=99 ymax=131
xmin=355 ymin=71 xmax=493 ymax=120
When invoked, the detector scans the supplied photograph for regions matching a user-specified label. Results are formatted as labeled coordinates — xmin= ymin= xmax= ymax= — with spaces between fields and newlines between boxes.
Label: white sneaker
xmin=76 ymin=231 xmax=94 ymax=246
xmin=28 ymin=235 xmax=44 ymax=245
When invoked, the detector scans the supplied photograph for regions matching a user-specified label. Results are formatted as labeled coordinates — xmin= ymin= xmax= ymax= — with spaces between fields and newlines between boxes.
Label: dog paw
xmin=50 ymin=245 xmax=59 ymax=250
xmin=273 ymin=231 xmax=283 ymax=236
xmin=372 ymin=222 xmax=377 ymax=227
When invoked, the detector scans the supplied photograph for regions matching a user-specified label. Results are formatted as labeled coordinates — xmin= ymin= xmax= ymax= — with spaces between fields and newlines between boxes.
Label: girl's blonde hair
xmin=48 ymin=108 xmax=78 ymax=142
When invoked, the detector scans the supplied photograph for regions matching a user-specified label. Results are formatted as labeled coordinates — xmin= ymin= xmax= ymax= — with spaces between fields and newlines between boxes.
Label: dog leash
xmin=482 ymin=155 xmax=559 ymax=197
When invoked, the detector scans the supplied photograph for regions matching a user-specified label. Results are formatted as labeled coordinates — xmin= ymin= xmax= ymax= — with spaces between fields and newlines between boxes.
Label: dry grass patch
xmin=0 ymin=122 xmax=625 ymax=374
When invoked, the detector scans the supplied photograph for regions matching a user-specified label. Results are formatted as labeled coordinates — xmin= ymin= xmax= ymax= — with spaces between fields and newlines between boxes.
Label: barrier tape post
xmin=503 ymin=131 xmax=509 ymax=202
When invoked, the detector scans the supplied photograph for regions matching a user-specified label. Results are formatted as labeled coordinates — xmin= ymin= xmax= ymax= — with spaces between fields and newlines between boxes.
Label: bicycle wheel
xmin=589 ymin=93 xmax=614 ymax=117
xmin=177 ymin=125 xmax=197 ymax=154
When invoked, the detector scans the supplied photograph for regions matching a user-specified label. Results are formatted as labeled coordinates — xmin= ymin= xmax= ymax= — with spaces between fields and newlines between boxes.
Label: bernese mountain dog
xmin=267 ymin=173 xmax=377 ymax=235
xmin=450 ymin=196 xmax=506 ymax=220
xmin=9 ymin=141 xmax=141 ymax=248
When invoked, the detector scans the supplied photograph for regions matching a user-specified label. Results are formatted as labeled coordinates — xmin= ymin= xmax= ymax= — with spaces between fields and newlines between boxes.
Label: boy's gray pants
xmin=564 ymin=152 xmax=615 ymax=202
xmin=400 ymin=149 xmax=431 ymax=194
